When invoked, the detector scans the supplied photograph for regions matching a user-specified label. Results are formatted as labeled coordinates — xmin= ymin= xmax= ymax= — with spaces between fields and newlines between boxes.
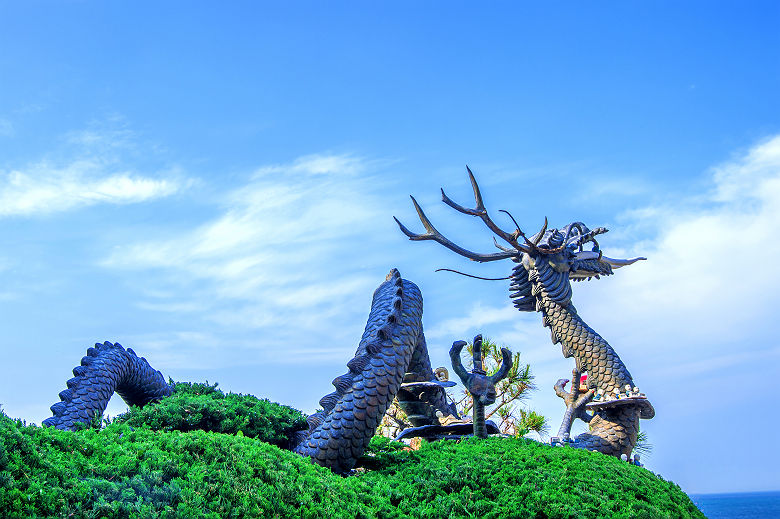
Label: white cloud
xmin=711 ymin=135 xmax=780 ymax=203
xmin=583 ymin=134 xmax=780 ymax=353
xmin=104 ymin=153 xmax=380 ymax=285
xmin=62 ymin=116 xmax=137 ymax=152
xmin=426 ymin=302 xmax=518 ymax=340
xmin=252 ymin=153 xmax=371 ymax=177
xmin=0 ymin=164 xmax=184 ymax=216
xmin=0 ymin=121 xmax=190 ymax=217
xmin=101 ymin=153 xmax=396 ymax=366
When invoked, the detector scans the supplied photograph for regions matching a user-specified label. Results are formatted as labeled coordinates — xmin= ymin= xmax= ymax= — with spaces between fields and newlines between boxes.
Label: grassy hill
xmin=0 ymin=383 xmax=704 ymax=518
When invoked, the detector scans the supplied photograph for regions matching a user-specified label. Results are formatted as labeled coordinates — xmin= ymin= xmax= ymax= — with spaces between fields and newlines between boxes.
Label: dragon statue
xmin=394 ymin=168 xmax=654 ymax=458
xmin=40 ymin=168 xmax=653 ymax=474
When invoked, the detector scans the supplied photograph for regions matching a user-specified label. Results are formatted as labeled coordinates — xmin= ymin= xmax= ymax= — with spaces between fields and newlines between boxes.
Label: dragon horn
xmin=531 ymin=217 xmax=548 ymax=246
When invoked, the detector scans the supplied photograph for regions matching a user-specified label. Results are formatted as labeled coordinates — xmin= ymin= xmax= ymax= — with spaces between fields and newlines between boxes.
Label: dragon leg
xmin=43 ymin=341 xmax=172 ymax=430
xmin=553 ymin=369 xmax=595 ymax=440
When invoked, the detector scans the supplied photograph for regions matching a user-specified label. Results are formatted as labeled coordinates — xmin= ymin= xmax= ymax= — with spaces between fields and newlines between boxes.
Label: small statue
xmin=434 ymin=367 xmax=449 ymax=382
xmin=450 ymin=334 xmax=513 ymax=439
xmin=554 ymin=369 xmax=596 ymax=441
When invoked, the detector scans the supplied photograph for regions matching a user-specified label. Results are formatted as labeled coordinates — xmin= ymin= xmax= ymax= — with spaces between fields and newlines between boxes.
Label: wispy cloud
xmin=101 ymin=153 xmax=397 ymax=366
xmin=252 ymin=153 xmax=374 ymax=177
xmin=0 ymin=122 xmax=190 ymax=217
xmin=584 ymin=134 xmax=780 ymax=350
xmin=426 ymin=302 xmax=518 ymax=340
xmin=0 ymin=164 xmax=185 ymax=216
xmin=104 ymin=153 xmax=381 ymax=285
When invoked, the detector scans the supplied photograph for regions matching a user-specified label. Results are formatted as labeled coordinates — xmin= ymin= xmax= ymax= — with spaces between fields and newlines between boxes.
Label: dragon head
xmin=395 ymin=167 xmax=645 ymax=309
xmin=521 ymin=221 xmax=644 ymax=281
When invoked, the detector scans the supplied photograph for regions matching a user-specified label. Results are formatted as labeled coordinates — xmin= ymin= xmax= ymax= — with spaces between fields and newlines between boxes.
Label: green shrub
xmin=356 ymin=436 xmax=705 ymax=519
xmin=0 ymin=382 xmax=704 ymax=519
xmin=0 ymin=412 xmax=391 ymax=518
xmin=113 ymin=382 xmax=307 ymax=448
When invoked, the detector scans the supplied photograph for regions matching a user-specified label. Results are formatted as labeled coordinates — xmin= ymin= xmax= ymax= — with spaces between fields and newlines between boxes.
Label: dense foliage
xmin=113 ymin=382 xmax=307 ymax=448
xmin=358 ymin=436 xmax=703 ymax=519
xmin=0 ymin=384 xmax=704 ymax=518
xmin=0 ymin=412 xmax=382 ymax=518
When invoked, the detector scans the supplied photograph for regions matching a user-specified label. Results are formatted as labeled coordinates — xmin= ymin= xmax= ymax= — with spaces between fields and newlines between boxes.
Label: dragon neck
xmin=540 ymin=299 xmax=634 ymax=397
xmin=516 ymin=259 xmax=636 ymax=399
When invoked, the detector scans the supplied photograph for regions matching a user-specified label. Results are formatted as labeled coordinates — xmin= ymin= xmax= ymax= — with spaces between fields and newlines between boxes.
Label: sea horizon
xmin=690 ymin=490 xmax=780 ymax=519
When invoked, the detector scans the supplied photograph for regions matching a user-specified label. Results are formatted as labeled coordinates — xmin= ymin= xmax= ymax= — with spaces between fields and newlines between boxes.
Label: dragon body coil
xmin=43 ymin=341 xmax=172 ymax=430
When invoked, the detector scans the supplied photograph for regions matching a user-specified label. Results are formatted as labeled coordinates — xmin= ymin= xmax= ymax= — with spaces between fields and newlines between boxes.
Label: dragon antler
xmin=395 ymin=166 xmax=557 ymax=262
xmin=440 ymin=166 xmax=535 ymax=253
xmin=393 ymin=194 xmax=517 ymax=263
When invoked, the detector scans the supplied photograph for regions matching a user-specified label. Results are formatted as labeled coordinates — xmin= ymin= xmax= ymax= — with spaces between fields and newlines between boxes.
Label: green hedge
xmin=0 ymin=413 xmax=385 ymax=518
xmin=113 ymin=382 xmax=307 ymax=448
xmin=0 ymin=383 xmax=704 ymax=518
xmin=358 ymin=436 xmax=704 ymax=519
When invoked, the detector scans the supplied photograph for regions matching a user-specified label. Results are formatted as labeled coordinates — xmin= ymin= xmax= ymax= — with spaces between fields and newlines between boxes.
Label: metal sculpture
xmin=449 ymin=334 xmax=512 ymax=438
xmin=395 ymin=167 xmax=654 ymax=458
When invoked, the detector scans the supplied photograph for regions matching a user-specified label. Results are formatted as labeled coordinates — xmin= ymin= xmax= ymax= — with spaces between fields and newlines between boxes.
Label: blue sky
xmin=1 ymin=1 xmax=778 ymax=495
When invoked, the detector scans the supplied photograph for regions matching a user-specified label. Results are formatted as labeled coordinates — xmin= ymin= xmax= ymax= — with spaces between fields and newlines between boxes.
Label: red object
xmin=578 ymin=374 xmax=589 ymax=393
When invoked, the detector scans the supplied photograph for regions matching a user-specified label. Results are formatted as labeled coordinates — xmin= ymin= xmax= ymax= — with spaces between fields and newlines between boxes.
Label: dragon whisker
xmin=435 ymin=268 xmax=512 ymax=281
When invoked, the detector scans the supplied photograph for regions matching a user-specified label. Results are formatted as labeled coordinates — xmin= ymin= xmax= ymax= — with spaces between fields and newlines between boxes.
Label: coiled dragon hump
xmin=43 ymin=341 xmax=172 ymax=430
xmin=291 ymin=268 xmax=453 ymax=474
xmin=396 ymin=167 xmax=655 ymax=458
